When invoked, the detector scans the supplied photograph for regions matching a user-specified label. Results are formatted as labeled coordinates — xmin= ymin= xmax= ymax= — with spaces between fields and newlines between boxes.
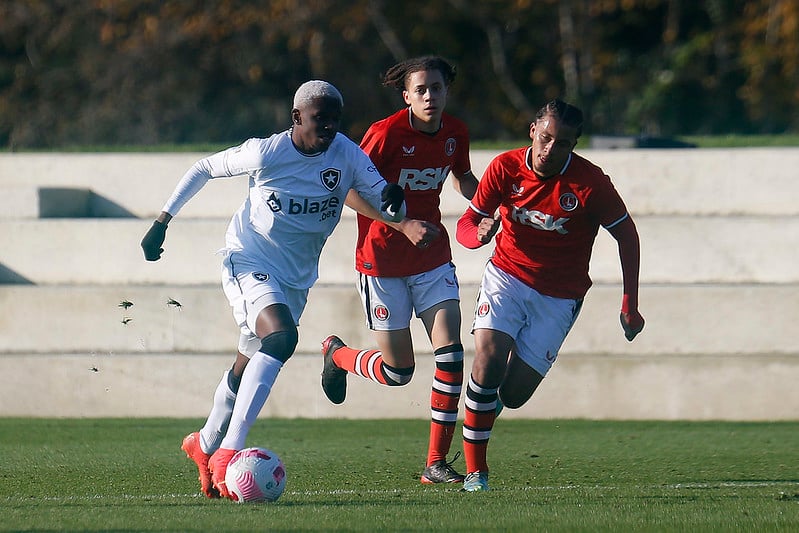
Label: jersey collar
xmin=406 ymin=106 xmax=442 ymax=135
xmin=525 ymin=147 xmax=573 ymax=178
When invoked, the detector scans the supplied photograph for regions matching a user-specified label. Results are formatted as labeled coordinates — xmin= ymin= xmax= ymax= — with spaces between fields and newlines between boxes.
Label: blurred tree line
xmin=1 ymin=0 xmax=797 ymax=149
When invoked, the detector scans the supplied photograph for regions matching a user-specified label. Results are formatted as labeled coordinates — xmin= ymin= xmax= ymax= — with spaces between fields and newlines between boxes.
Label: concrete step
xmin=1 ymin=350 xmax=796 ymax=420
xmin=0 ymin=283 xmax=795 ymax=356
xmin=1 ymin=215 xmax=796 ymax=285
xmin=2 ymin=148 xmax=798 ymax=219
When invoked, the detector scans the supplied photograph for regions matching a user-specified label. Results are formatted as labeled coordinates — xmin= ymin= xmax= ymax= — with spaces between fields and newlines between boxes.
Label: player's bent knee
xmin=498 ymin=389 xmax=532 ymax=410
xmin=260 ymin=330 xmax=298 ymax=363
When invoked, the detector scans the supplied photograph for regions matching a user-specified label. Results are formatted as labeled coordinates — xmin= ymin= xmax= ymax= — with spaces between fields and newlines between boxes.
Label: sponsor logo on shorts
xmin=477 ymin=302 xmax=490 ymax=317
xmin=373 ymin=304 xmax=390 ymax=321
xmin=559 ymin=192 xmax=579 ymax=212
xmin=253 ymin=272 xmax=270 ymax=282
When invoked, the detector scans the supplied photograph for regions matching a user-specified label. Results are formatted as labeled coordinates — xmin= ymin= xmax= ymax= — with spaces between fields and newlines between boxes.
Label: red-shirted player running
xmin=320 ymin=56 xmax=478 ymax=484
xmin=456 ymin=99 xmax=645 ymax=492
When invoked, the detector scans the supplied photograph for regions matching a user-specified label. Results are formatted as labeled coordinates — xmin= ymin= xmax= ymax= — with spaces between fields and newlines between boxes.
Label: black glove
xmin=380 ymin=183 xmax=404 ymax=215
xmin=141 ymin=220 xmax=168 ymax=261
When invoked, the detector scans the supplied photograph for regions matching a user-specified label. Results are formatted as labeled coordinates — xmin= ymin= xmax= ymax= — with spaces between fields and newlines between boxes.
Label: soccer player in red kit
xmin=456 ymin=99 xmax=645 ymax=491
xmin=320 ymin=56 xmax=478 ymax=484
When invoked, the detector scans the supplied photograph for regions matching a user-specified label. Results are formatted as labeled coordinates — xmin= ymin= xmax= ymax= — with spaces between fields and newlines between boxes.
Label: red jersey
xmin=470 ymin=147 xmax=628 ymax=299
xmin=356 ymin=107 xmax=471 ymax=277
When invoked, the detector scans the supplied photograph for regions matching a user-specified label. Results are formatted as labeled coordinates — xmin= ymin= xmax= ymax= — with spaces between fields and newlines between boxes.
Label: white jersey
xmin=162 ymin=130 xmax=389 ymax=289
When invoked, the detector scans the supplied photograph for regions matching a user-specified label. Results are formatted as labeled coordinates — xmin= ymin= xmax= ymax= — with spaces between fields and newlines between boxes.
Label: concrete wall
xmin=0 ymin=149 xmax=797 ymax=420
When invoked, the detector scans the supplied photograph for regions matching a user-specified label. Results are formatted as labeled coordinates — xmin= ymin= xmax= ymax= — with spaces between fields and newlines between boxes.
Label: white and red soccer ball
xmin=224 ymin=447 xmax=287 ymax=503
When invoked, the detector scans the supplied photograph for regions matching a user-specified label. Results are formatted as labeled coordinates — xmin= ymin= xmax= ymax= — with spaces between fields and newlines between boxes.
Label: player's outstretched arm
xmin=607 ymin=215 xmax=645 ymax=341
xmin=344 ymin=189 xmax=437 ymax=247
xmin=141 ymin=154 xmax=224 ymax=261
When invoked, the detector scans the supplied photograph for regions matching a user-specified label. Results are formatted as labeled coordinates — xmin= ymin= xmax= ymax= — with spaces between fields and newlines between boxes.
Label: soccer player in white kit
xmin=140 ymin=80 xmax=405 ymax=499
xmin=456 ymin=100 xmax=645 ymax=491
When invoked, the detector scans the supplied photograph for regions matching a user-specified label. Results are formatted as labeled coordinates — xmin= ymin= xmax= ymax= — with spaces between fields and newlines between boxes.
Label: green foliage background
xmin=1 ymin=0 xmax=798 ymax=149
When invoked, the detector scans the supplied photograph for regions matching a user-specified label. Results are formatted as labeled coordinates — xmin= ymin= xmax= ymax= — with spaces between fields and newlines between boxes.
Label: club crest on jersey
xmin=253 ymin=272 xmax=270 ymax=282
xmin=477 ymin=301 xmax=490 ymax=317
xmin=373 ymin=304 xmax=390 ymax=321
xmin=445 ymin=138 xmax=456 ymax=156
xmin=559 ymin=192 xmax=579 ymax=212
xmin=320 ymin=168 xmax=341 ymax=191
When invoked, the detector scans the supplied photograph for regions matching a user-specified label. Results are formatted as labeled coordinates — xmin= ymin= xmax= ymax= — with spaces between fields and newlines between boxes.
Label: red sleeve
xmin=359 ymin=124 xmax=385 ymax=169
xmin=453 ymin=122 xmax=471 ymax=177
xmin=607 ymin=216 xmax=640 ymax=312
xmin=456 ymin=207 xmax=485 ymax=249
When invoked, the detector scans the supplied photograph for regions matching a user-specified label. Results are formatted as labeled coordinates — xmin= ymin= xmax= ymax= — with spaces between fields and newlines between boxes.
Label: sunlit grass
xmin=1 ymin=418 xmax=797 ymax=532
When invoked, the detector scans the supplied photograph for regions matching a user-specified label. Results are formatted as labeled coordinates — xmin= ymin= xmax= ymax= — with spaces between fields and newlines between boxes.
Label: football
xmin=224 ymin=447 xmax=287 ymax=503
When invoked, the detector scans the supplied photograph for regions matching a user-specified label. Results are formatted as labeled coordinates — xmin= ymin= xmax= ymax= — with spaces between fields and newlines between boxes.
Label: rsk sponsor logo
xmin=397 ymin=165 xmax=450 ymax=191
xmin=511 ymin=205 xmax=569 ymax=234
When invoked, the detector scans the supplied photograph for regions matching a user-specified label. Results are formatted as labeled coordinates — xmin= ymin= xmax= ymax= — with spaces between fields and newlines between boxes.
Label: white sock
xmin=198 ymin=369 xmax=237 ymax=454
xmin=220 ymin=352 xmax=283 ymax=451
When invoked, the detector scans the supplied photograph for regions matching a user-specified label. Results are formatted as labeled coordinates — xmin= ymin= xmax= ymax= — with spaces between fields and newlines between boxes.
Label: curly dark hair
xmin=381 ymin=55 xmax=457 ymax=91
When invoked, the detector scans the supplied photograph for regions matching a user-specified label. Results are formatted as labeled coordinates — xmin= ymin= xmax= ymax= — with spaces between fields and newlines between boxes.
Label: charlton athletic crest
xmin=559 ymin=192 xmax=579 ymax=212
xmin=373 ymin=304 xmax=390 ymax=321
xmin=321 ymin=168 xmax=341 ymax=191
xmin=445 ymin=138 xmax=456 ymax=156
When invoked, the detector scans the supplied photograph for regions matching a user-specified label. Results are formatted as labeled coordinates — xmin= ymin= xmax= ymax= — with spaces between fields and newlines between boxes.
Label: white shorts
xmin=472 ymin=261 xmax=583 ymax=376
xmin=221 ymin=251 xmax=308 ymax=343
xmin=358 ymin=262 xmax=460 ymax=331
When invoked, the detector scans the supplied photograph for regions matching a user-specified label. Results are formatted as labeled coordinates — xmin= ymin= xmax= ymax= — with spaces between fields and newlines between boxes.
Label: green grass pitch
xmin=1 ymin=418 xmax=798 ymax=531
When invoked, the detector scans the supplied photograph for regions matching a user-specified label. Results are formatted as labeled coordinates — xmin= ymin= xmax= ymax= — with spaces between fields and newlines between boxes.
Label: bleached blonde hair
xmin=292 ymin=80 xmax=343 ymax=109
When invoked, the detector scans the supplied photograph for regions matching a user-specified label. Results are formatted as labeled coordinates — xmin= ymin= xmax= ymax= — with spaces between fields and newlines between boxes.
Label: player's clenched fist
xmin=620 ymin=310 xmax=645 ymax=341
xmin=380 ymin=183 xmax=404 ymax=217
xmin=141 ymin=220 xmax=167 ymax=261
xmin=477 ymin=216 xmax=500 ymax=244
